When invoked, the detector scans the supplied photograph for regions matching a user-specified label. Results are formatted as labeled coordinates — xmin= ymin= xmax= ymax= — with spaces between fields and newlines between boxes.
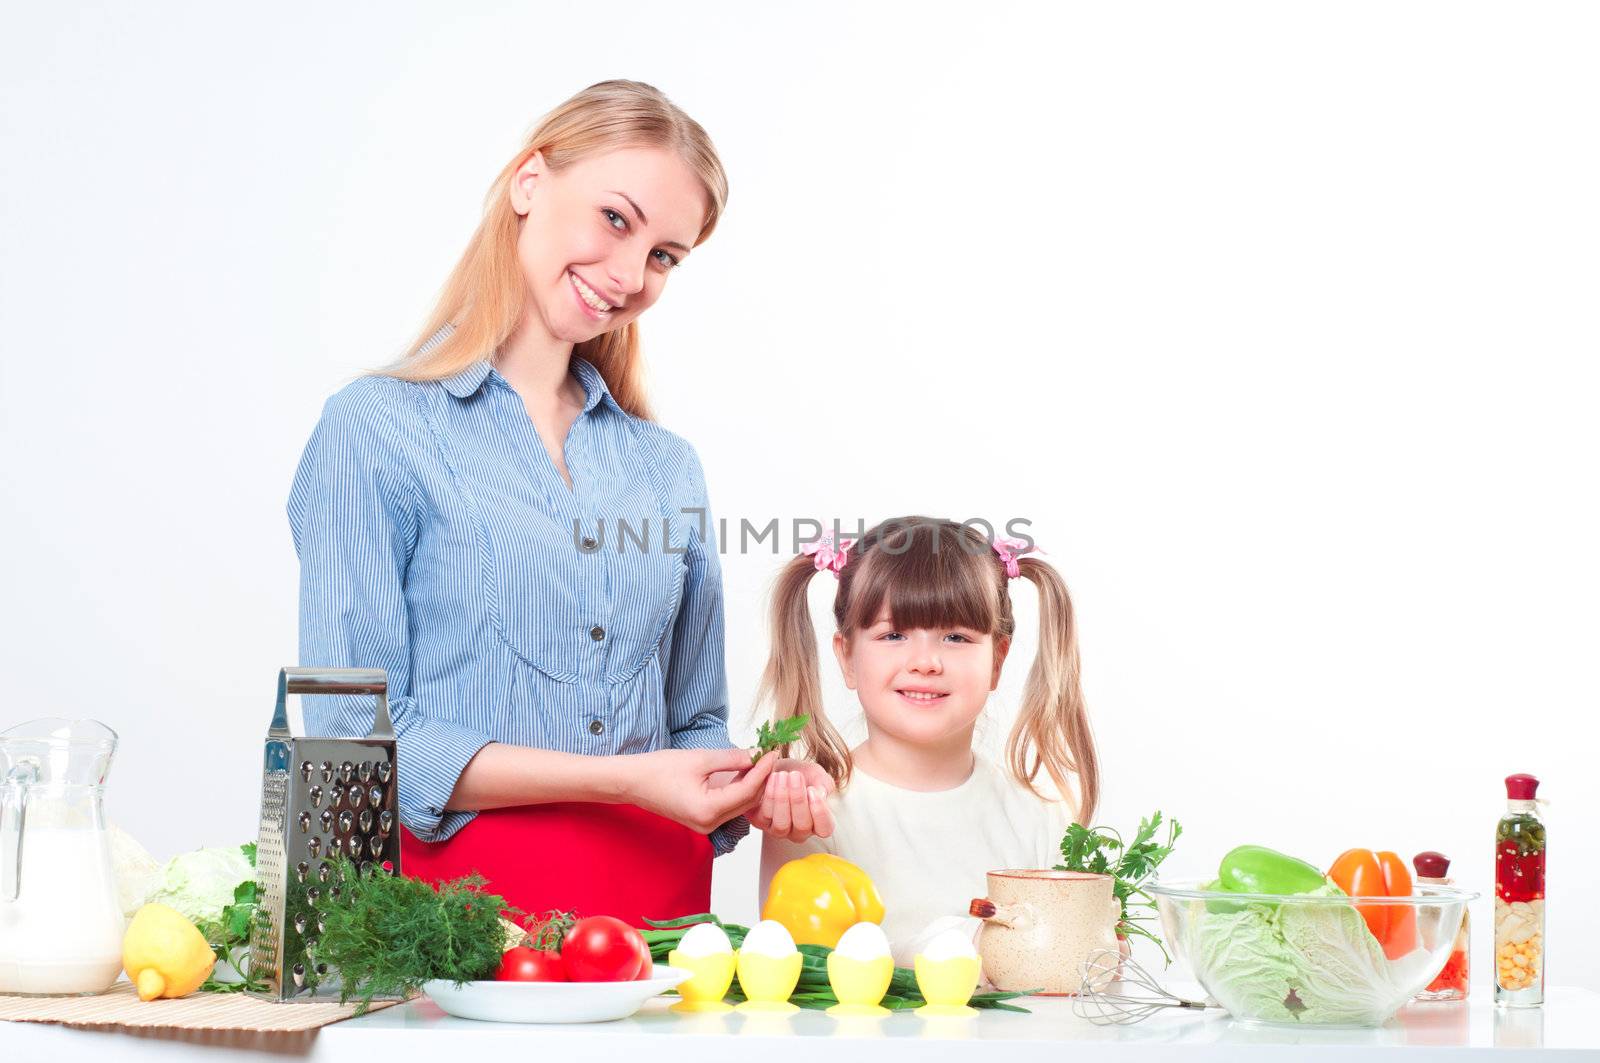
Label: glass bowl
xmin=1149 ymin=878 xmax=1476 ymax=1027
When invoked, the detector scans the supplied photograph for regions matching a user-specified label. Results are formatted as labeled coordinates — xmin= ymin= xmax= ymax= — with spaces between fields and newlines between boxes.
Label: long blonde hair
xmin=370 ymin=80 xmax=729 ymax=420
xmin=755 ymin=517 xmax=1100 ymax=823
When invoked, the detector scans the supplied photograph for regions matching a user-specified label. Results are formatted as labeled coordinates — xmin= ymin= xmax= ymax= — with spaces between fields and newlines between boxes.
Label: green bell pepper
xmin=1218 ymin=845 xmax=1327 ymax=894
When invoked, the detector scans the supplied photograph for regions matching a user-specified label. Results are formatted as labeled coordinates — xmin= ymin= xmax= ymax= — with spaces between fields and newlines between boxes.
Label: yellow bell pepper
xmin=806 ymin=854 xmax=885 ymax=925
xmin=762 ymin=854 xmax=885 ymax=948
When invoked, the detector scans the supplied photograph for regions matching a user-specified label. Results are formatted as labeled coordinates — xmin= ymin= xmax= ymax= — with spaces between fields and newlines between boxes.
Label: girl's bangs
xmin=843 ymin=526 xmax=999 ymax=634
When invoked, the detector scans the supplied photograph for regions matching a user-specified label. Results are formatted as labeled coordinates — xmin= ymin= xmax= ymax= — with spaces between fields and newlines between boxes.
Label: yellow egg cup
xmin=666 ymin=949 xmax=736 ymax=1014
xmin=913 ymin=955 xmax=981 ymax=1017
xmin=735 ymin=950 xmax=803 ymax=1014
xmin=826 ymin=953 xmax=893 ymax=1016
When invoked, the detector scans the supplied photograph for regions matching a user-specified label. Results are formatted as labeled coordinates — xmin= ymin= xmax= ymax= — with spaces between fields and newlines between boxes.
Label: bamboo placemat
xmin=0 ymin=981 xmax=404 ymax=1032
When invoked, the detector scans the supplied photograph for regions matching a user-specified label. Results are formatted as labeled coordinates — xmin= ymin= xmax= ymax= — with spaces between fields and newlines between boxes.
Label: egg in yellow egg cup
xmin=735 ymin=951 xmax=803 ymax=1014
xmin=913 ymin=955 xmax=981 ymax=1017
xmin=825 ymin=953 xmax=894 ymax=1016
xmin=666 ymin=948 xmax=736 ymax=1014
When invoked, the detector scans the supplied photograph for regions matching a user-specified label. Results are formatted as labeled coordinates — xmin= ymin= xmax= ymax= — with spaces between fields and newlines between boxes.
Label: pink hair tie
xmin=800 ymin=533 xmax=856 ymax=579
xmin=991 ymin=534 xmax=1043 ymax=579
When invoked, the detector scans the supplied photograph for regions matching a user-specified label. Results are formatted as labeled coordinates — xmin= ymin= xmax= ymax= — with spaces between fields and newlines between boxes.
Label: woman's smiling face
xmin=509 ymin=144 xmax=708 ymax=344
xmin=834 ymin=611 xmax=1011 ymax=749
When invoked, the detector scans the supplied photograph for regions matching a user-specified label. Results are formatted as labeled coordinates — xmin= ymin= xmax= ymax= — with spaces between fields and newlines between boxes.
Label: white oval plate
xmin=424 ymin=964 xmax=690 ymax=1024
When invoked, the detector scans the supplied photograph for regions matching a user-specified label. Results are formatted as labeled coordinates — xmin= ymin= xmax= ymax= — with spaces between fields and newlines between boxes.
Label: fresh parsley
xmin=198 ymin=842 xmax=268 ymax=994
xmin=519 ymin=908 xmax=577 ymax=952
xmin=1054 ymin=811 xmax=1182 ymax=963
xmin=752 ymin=713 xmax=810 ymax=762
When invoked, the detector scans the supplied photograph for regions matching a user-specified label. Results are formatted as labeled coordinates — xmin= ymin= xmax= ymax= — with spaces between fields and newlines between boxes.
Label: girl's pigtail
xmin=755 ymin=555 xmax=853 ymax=789
xmin=1005 ymin=556 xmax=1100 ymax=824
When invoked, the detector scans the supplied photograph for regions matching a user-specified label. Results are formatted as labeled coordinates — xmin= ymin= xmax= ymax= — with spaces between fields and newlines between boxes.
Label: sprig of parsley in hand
xmin=1055 ymin=811 xmax=1182 ymax=963
xmin=751 ymin=714 xmax=810 ymax=763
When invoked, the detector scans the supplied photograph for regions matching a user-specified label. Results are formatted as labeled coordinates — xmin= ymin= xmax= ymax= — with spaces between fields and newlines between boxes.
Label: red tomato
xmin=495 ymin=947 xmax=566 ymax=982
xmin=560 ymin=916 xmax=652 ymax=982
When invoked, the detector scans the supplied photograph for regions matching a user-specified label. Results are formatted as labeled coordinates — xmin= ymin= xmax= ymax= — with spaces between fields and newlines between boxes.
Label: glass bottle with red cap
xmin=1494 ymin=773 xmax=1545 ymax=1007
xmin=1412 ymin=850 xmax=1469 ymax=1001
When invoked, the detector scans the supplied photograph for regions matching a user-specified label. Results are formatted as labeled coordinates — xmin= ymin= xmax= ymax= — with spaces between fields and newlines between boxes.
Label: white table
xmin=8 ymin=986 xmax=1597 ymax=1061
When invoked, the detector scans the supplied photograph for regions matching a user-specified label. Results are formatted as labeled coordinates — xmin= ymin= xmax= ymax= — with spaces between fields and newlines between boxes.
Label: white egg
xmin=902 ymin=916 xmax=972 ymax=962
xmin=920 ymin=925 xmax=978 ymax=962
xmin=833 ymin=922 xmax=891 ymax=962
xmin=676 ymin=922 xmax=733 ymax=958
xmin=740 ymin=919 xmax=799 ymax=958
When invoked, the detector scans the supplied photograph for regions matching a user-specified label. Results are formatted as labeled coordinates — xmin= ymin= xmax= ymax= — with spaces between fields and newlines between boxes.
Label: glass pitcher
xmin=0 ymin=718 xmax=126 ymax=995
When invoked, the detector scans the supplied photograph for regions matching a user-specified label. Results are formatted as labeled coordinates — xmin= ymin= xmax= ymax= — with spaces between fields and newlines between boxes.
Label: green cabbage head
xmin=144 ymin=845 xmax=255 ymax=927
xmin=1188 ymin=884 xmax=1434 ymax=1025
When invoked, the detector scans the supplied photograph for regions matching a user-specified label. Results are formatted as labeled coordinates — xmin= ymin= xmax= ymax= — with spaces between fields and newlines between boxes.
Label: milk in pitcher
xmin=0 ymin=826 xmax=127 ymax=994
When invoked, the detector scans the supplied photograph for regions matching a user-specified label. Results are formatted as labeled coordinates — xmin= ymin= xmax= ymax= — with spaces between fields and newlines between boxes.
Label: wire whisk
xmin=1071 ymin=947 xmax=1215 ymax=1026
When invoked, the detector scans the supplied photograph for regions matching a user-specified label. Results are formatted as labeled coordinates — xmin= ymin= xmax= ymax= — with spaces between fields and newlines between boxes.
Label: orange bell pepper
xmin=1327 ymin=848 xmax=1417 ymax=960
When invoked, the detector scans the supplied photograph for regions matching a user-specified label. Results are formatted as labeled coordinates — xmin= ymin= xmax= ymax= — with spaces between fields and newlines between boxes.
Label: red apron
xmin=398 ymin=803 xmax=713 ymax=928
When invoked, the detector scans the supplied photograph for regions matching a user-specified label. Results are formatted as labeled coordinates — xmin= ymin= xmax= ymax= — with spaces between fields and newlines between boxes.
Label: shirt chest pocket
xmin=589 ymin=526 xmax=689 ymax=684
xmin=472 ymin=496 xmax=689 ymax=686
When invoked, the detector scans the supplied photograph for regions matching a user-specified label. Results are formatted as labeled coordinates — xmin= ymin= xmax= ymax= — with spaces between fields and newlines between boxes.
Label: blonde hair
xmin=369 ymin=79 xmax=730 ymax=420
xmin=756 ymin=517 xmax=1100 ymax=823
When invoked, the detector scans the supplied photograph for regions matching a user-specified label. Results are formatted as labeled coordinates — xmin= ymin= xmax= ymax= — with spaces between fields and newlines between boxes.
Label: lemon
xmin=122 ymin=903 xmax=216 ymax=1000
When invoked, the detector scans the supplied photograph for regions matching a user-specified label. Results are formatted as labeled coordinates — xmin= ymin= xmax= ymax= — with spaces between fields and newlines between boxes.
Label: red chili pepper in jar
xmin=1426 ymin=947 xmax=1470 ymax=994
xmin=1494 ymin=773 xmax=1546 ymax=1005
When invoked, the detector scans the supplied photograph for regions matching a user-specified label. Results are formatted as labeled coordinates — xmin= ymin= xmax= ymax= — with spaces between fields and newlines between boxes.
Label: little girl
xmin=756 ymin=516 xmax=1100 ymax=964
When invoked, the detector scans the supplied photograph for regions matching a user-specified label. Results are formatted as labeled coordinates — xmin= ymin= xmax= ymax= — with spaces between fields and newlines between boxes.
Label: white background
xmin=2 ymin=2 xmax=1595 ymax=992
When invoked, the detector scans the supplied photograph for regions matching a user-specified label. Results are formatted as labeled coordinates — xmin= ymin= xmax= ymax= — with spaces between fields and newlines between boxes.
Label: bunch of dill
xmin=312 ymin=858 xmax=515 ymax=1013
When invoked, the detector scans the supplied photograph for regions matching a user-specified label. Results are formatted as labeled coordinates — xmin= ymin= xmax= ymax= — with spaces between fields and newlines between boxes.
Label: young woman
xmin=288 ymin=80 xmax=830 ymax=924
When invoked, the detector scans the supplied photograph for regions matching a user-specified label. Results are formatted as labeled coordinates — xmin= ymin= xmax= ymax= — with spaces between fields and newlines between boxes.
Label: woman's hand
xmin=746 ymin=759 xmax=836 ymax=842
xmin=618 ymin=748 xmax=780 ymax=835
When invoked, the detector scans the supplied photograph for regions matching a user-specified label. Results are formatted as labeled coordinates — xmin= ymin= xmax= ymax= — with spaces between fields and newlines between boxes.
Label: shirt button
xmin=580 ymin=536 xmax=599 ymax=553
xmin=590 ymin=625 xmax=605 ymax=641
xmin=589 ymin=720 xmax=605 ymax=736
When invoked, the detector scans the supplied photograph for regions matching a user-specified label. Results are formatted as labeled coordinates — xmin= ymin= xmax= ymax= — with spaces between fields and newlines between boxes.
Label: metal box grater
xmin=248 ymin=667 xmax=404 ymax=1002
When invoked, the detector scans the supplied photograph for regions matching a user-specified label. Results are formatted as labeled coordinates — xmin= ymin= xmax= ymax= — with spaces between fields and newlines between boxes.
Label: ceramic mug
xmin=969 ymin=869 xmax=1120 ymax=995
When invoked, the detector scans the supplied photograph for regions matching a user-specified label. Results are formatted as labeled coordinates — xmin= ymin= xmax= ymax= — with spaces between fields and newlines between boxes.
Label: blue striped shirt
xmin=286 ymin=326 xmax=746 ymax=854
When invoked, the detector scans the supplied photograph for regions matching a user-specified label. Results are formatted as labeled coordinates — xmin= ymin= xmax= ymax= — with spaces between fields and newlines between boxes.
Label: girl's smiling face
xmin=508 ymin=144 xmax=709 ymax=344
xmin=834 ymin=611 xmax=1011 ymax=749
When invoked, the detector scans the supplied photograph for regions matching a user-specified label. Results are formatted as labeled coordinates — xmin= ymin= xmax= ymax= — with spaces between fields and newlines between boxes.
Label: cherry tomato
xmin=560 ymin=916 xmax=652 ymax=982
xmin=495 ymin=947 xmax=566 ymax=982
xmin=1329 ymin=848 xmax=1391 ymax=943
